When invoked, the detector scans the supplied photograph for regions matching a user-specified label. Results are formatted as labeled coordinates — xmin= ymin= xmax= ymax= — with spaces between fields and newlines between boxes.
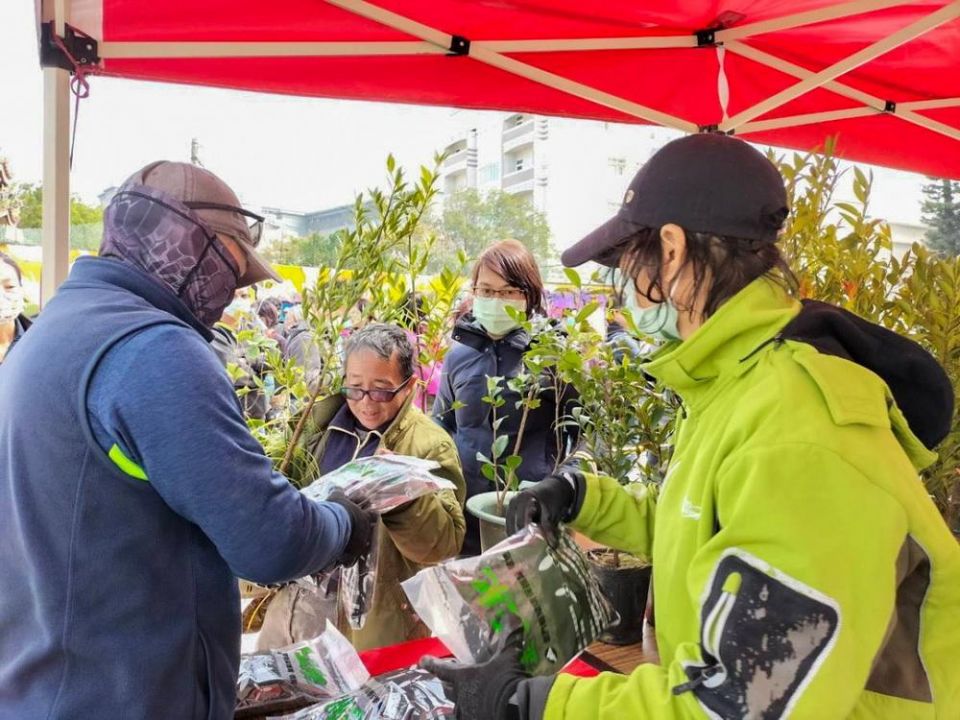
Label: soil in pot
xmin=587 ymin=548 xmax=651 ymax=646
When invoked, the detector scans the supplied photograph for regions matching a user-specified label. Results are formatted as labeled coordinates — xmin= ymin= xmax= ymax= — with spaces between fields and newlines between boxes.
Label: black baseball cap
xmin=562 ymin=134 xmax=789 ymax=267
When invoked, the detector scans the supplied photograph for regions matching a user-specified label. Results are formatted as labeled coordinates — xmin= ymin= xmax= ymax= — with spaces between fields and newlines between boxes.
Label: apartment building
xmin=438 ymin=111 xmax=682 ymax=268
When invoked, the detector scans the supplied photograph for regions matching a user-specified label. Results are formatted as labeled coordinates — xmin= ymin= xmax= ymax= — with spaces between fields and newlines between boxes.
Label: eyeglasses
xmin=184 ymin=201 xmax=265 ymax=247
xmin=340 ymin=378 xmax=412 ymax=403
xmin=472 ymin=285 xmax=526 ymax=300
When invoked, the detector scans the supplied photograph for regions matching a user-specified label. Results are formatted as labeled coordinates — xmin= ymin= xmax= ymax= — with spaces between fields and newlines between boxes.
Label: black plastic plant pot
xmin=587 ymin=549 xmax=652 ymax=646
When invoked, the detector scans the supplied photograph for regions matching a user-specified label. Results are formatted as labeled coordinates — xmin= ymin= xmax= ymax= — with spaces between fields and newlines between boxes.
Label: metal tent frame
xmin=36 ymin=0 xmax=960 ymax=302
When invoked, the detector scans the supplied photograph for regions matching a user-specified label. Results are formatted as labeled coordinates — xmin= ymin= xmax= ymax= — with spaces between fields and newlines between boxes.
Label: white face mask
xmin=0 ymin=286 xmax=25 ymax=323
xmin=472 ymin=296 xmax=527 ymax=337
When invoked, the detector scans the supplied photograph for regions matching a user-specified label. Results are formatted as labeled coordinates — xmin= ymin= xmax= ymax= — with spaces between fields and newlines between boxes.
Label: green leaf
xmin=575 ymin=301 xmax=600 ymax=324
xmin=563 ymin=268 xmax=583 ymax=289
xmin=492 ymin=435 xmax=509 ymax=459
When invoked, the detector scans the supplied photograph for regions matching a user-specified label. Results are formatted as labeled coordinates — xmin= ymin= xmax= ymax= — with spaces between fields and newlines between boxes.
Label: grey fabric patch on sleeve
xmin=678 ymin=553 xmax=839 ymax=719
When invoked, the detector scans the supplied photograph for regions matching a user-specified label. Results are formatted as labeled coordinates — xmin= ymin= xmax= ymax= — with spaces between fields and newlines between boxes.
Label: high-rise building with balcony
xmin=438 ymin=111 xmax=681 ymax=270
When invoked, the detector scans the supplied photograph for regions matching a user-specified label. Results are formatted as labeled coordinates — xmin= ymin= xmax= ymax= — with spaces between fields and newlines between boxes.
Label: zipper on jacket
xmin=672 ymin=571 xmax=741 ymax=697
xmin=672 ymin=664 xmax=724 ymax=696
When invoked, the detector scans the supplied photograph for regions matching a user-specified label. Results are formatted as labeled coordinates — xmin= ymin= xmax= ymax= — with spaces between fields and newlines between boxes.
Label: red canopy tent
xmin=34 ymin=0 xmax=960 ymax=299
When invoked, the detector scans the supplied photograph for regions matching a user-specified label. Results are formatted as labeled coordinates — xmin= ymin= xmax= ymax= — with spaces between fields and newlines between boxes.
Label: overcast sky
xmin=1 ymin=0 xmax=928 ymax=225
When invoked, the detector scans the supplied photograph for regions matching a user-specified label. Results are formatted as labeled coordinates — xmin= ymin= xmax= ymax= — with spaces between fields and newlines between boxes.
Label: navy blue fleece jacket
xmin=0 ymin=257 xmax=348 ymax=720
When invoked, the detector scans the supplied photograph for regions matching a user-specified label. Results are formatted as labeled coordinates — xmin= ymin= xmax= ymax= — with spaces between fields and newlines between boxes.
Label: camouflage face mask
xmin=101 ymin=185 xmax=241 ymax=327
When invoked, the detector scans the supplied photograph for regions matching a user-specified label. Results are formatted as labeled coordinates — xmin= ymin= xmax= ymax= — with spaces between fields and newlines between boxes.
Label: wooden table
xmin=581 ymin=622 xmax=659 ymax=674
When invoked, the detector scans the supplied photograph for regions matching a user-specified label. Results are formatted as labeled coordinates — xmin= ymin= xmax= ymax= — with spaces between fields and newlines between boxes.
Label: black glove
xmin=505 ymin=472 xmax=582 ymax=545
xmin=420 ymin=621 xmax=529 ymax=720
xmin=325 ymin=489 xmax=378 ymax=567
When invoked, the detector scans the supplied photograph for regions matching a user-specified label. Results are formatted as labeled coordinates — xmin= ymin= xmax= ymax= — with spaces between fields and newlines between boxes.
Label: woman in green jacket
xmin=423 ymin=134 xmax=960 ymax=719
xmin=259 ymin=323 xmax=466 ymax=651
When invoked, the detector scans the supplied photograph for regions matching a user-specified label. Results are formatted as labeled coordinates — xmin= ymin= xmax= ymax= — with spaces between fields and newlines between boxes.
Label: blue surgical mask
xmin=622 ymin=280 xmax=681 ymax=342
xmin=472 ymin=297 xmax=526 ymax=337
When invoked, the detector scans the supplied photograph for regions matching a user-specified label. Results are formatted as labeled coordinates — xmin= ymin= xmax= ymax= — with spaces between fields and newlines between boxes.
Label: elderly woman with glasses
xmin=433 ymin=239 xmax=579 ymax=556
xmin=258 ymin=322 xmax=466 ymax=652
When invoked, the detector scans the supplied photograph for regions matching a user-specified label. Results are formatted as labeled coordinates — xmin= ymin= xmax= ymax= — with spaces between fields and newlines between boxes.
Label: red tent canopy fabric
xmin=43 ymin=1 xmax=960 ymax=178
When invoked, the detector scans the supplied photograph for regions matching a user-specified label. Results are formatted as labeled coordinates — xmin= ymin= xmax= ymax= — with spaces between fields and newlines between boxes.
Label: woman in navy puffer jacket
xmin=433 ymin=240 xmax=577 ymax=555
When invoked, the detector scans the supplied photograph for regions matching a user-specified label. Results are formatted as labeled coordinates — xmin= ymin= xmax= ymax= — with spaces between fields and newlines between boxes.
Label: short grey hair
xmin=343 ymin=323 xmax=415 ymax=380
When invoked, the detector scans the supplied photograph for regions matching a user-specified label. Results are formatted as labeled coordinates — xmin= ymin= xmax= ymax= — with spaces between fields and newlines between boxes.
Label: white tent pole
xmin=99 ymin=41 xmax=446 ymax=58
xmin=725 ymin=41 xmax=885 ymax=109
xmin=476 ymin=36 xmax=697 ymax=52
xmin=465 ymin=46 xmax=697 ymax=131
xmin=324 ymin=0 xmax=450 ymax=47
xmin=897 ymin=110 xmax=960 ymax=142
xmin=899 ymin=97 xmax=960 ymax=111
xmin=720 ymin=2 xmax=960 ymax=132
xmin=726 ymin=41 xmax=960 ymax=143
xmin=715 ymin=0 xmax=913 ymax=43
xmin=325 ymin=0 xmax=698 ymax=131
xmin=99 ymin=36 xmax=698 ymax=58
xmin=40 ymin=0 xmax=71 ymax=306
xmin=95 ymin=3 xmax=919 ymax=61
xmin=738 ymin=106 xmax=879 ymax=133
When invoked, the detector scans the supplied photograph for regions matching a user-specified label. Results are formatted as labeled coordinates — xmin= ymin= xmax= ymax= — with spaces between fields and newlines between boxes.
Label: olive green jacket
xmin=262 ymin=394 xmax=466 ymax=651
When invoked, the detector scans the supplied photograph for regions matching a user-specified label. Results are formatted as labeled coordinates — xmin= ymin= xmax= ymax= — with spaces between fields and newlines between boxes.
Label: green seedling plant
xmin=476 ymin=375 xmax=528 ymax=516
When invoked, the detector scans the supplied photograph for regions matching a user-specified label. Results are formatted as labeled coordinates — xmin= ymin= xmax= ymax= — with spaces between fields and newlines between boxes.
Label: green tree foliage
xmin=429 ymin=188 xmax=552 ymax=265
xmin=9 ymin=183 xmax=104 ymax=250
xmin=921 ymin=178 xmax=960 ymax=256
xmin=775 ymin=142 xmax=960 ymax=530
xmin=245 ymin=155 xmax=467 ymax=481
xmin=264 ymin=231 xmax=340 ymax=267
xmin=12 ymin=183 xmax=104 ymax=229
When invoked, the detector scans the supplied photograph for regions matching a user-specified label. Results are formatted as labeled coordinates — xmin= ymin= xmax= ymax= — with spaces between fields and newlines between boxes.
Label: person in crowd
xmin=422 ymin=134 xmax=960 ymax=719
xmin=0 ymin=252 xmax=31 ymax=364
xmin=399 ymin=291 xmax=443 ymax=411
xmin=433 ymin=239 xmax=577 ymax=556
xmin=221 ymin=286 xmax=256 ymax=328
xmin=259 ymin=323 xmax=465 ymax=651
xmin=210 ymin=289 xmax=269 ymax=420
xmin=0 ymin=161 xmax=376 ymax=720
xmin=283 ymin=303 xmax=323 ymax=385
xmin=256 ymin=296 xmax=287 ymax=350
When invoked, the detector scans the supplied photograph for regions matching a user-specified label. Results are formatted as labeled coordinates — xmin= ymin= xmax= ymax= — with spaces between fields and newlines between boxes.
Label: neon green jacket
xmin=546 ymin=279 xmax=960 ymax=719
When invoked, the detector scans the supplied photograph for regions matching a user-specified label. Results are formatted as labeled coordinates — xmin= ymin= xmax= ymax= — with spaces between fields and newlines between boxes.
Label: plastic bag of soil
xmin=303 ymin=456 xmax=456 ymax=630
xmin=338 ymin=528 xmax=378 ymax=630
xmin=268 ymin=668 xmax=454 ymax=719
xmin=301 ymin=455 xmax=455 ymax=512
xmin=236 ymin=620 xmax=370 ymax=718
xmin=401 ymin=525 xmax=615 ymax=676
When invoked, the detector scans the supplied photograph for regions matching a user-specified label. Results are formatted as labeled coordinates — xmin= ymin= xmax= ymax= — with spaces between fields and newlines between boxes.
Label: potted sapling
xmin=528 ymin=268 xmax=678 ymax=644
